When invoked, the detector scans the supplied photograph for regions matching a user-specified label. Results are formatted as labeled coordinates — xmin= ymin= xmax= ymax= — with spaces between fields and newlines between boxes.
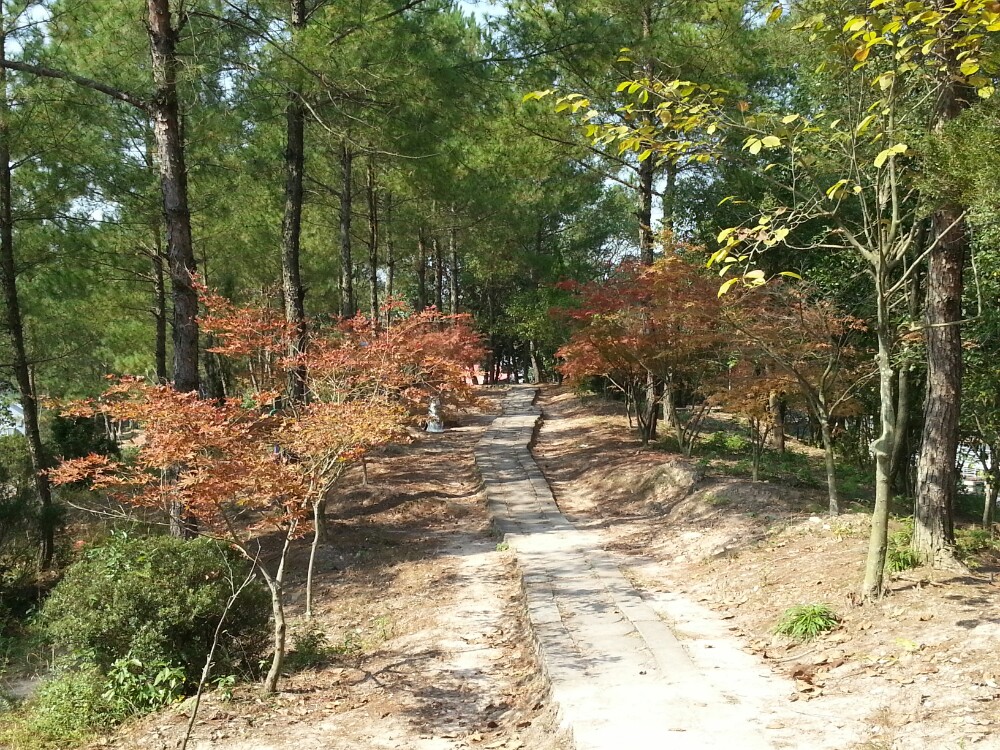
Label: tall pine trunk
xmin=280 ymin=0 xmax=307 ymax=401
xmin=148 ymin=0 xmax=198 ymax=394
xmin=385 ymin=193 xmax=395 ymax=309
xmin=152 ymin=243 xmax=168 ymax=383
xmin=449 ymin=212 xmax=458 ymax=315
xmin=415 ymin=227 xmax=427 ymax=310
xmin=367 ymin=158 xmax=379 ymax=321
xmin=339 ymin=142 xmax=354 ymax=318
xmin=913 ymin=81 xmax=968 ymax=568
xmin=433 ymin=236 xmax=444 ymax=311
xmin=0 ymin=36 xmax=55 ymax=569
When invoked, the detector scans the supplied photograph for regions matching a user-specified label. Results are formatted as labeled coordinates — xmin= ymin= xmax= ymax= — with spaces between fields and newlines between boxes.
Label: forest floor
xmin=534 ymin=387 xmax=1000 ymax=750
xmin=9 ymin=385 xmax=1000 ymax=750
xmin=55 ymin=389 xmax=569 ymax=750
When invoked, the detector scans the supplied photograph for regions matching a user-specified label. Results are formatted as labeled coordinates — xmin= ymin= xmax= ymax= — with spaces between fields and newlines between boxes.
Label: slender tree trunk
xmin=367 ymin=158 xmax=379 ymax=321
xmin=280 ymin=0 xmax=307 ymax=401
xmin=148 ymin=0 xmax=198 ymax=394
xmin=769 ymin=389 xmax=785 ymax=453
xmin=152 ymin=244 xmax=168 ymax=383
xmin=339 ymin=142 xmax=354 ymax=318
xmin=0 ymin=39 xmax=55 ymax=568
xmin=385 ymin=194 xmax=395 ymax=309
xmin=862 ymin=291 xmax=897 ymax=601
xmin=984 ymin=475 xmax=997 ymax=531
xmin=433 ymin=236 xmax=444 ymax=311
xmin=637 ymin=3 xmax=656 ymax=266
xmin=415 ymin=227 xmax=427 ymax=310
xmin=820 ymin=418 xmax=840 ymax=515
xmin=449 ymin=213 xmax=459 ymax=315
xmin=261 ymin=542 xmax=289 ymax=692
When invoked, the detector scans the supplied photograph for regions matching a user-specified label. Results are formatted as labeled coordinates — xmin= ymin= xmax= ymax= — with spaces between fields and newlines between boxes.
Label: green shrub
xmin=886 ymin=517 xmax=921 ymax=572
xmin=956 ymin=527 xmax=1000 ymax=557
xmin=702 ymin=430 xmax=752 ymax=456
xmin=285 ymin=623 xmax=333 ymax=671
xmin=23 ymin=664 xmax=112 ymax=742
xmin=102 ymin=654 xmax=186 ymax=719
xmin=774 ymin=603 xmax=840 ymax=640
xmin=37 ymin=533 xmax=270 ymax=685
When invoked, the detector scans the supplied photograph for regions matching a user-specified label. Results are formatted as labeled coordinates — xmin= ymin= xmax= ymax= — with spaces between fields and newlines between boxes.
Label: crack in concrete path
xmin=475 ymin=387 xmax=780 ymax=750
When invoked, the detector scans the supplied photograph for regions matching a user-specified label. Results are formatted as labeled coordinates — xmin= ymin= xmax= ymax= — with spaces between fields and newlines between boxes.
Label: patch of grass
xmin=700 ymin=430 xmax=752 ymax=457
xmin=886 ymin=517 xmax=921 ymax=573
xmin=495 ymin=541 xmax=510 ymax=552
xmin=956 ymin=527 xmax=1000 ymax=558
xmin=774 ymin=603 xmax=840 ymax=640
xmin=285 ymin=624 xmax=334 ymax=671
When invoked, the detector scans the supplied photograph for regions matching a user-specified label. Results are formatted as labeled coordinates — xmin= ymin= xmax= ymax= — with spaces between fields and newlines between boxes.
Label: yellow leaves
xmin=855 ymin=114 xmax=877 ymax=135
xmin=977 ymin=84 xmax=995 ymax=98
xmin=873 ymin=71 xmax=894 ymax=91
xmin=873 ymin=142 xmax=908 ymax=167
xmin=767 ymin=4 xmax=784 ymax=23
xmin=717 ymin=227 xmax=737 ymax=245
xmin=744 ymin=135 xmax=781 ymax=155
xmin=826 ymin=178 xmax=853 ymax=200
xmin=782 ymin=113 xmax=800 ymax=124
xmin=844 ymin=16 xmax=868 ymax=32
xmin=522 ymin=90 xmax=553 ymax=102
xmin=961 ymin=59 xmax=981 ymax=75
xmin=718 ymin=277 xmax=740 ymax=296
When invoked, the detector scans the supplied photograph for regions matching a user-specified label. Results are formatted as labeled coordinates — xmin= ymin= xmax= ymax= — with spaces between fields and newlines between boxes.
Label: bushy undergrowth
xmin=0 ymin=533 xmax=272 ymax=746
xmin=38 ymin=533 xmax=270 ymax=684
xmin=886 ymin=517 xmax=921 ymax=573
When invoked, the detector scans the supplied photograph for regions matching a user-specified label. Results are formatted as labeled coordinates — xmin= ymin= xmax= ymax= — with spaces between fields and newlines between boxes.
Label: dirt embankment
xmin=534 ymin=388 xmax=1000 ymax=750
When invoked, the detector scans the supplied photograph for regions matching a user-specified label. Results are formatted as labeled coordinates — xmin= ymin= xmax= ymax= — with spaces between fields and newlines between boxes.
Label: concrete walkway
xmin=475 ymin=387 xmax=778 ymax=750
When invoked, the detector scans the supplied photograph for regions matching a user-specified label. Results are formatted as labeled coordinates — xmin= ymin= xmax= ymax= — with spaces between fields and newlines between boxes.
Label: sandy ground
xmin=533 ymin=387 xmax=1000 ymax=750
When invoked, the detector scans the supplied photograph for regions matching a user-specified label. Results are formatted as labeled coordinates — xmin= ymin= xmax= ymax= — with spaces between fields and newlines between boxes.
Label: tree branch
xmin=0 ymin=60 xmax=150 ymax=112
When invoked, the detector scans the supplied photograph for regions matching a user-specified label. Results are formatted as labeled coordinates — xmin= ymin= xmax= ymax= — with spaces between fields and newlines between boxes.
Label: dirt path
xmin=533 ymin=387 xmax=1000 ymax=750
xmin=478 ymin=387 xmax=859 ymax=750
xmin=99 ymin=393 xmax=567 ymax=750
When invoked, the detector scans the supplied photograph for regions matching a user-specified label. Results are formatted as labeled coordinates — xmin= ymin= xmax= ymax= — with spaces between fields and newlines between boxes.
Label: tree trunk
xmin=913 ymin=203 xmax=964 ymax=566
xmin=152 ymin=244 xmax=168 ymax=383
xmin=984 ymin=476 xmax=997 ymax=532
xmin=433 ymin=236 xmax=444 ymax=311
xmin=637 ymin=3 xmax=655 ymax=266
xmin=385 ymin=194 xmax=395 ymax=311
xmin=148 ymin=0 xmax=198 ymax=394
xmin=415 ymin=227 xmax=427 ymax=310
xmin=280 ymin=0 xmax=307 ymax=401
xmin=339 ymin=142 xmax=354 ymax=318
xmin=861 ymin=293 xmax=897 ymax=601
xmin=769 ymin=389 xmax=785 ymax=453
xmin=0 ymin=39 xmax=55 ymax=568
xmin=820 ymin=419 xmax=840 ymax=515
xmin=367 ymin=158 xmax=378 ymax=321
xmin=448 ymin=212 xmax=459 ymax=315
xmin=912 ymin=73 xmax=969 ymax=567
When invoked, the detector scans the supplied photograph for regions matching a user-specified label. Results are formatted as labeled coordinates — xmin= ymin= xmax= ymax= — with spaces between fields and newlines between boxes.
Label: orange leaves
xmin=305 ymin=308 xmax=485 ymax=414
xmin=51 ymin=378 xmax=308 ymax=533
xmin=52 ymin=292 xmax=487 ymax=538
xmin=555 ymin=253 xmax=725 ymax=389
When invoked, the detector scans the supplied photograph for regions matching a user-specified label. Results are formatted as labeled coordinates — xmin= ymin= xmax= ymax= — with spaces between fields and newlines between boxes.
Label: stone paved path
xmin=474 ymin=387 xmax=780 ymax=750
